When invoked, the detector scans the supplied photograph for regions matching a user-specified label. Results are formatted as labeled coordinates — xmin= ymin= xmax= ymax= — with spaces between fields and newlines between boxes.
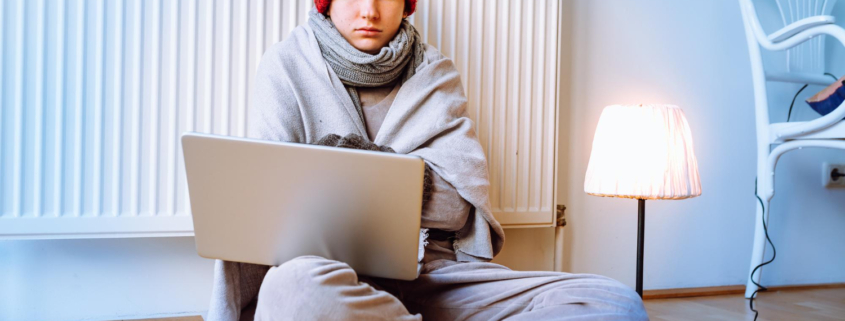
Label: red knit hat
xmin=315 ymin=0 xmax=417 ymax=16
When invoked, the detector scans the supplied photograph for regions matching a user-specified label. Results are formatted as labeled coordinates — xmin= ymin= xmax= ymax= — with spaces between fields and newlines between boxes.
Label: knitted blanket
xmin=205 ymin=23 xmax=504 ymax=321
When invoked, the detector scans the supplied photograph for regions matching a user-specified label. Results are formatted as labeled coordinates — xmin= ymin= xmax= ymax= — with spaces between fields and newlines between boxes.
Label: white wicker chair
xmin=739 ymin=0 xmax=845 ymax=299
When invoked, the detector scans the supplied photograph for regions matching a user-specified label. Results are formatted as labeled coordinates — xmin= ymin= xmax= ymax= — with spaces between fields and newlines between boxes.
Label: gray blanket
xmin=206 ymin=23 xmax=505 ymax=321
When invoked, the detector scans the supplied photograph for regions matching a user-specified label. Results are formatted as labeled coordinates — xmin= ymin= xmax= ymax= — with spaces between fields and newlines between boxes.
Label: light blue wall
xmin=558 ymin=0 xmax=845 ymax=290
xmin=0 ymin=238 xmax=213 ymax=321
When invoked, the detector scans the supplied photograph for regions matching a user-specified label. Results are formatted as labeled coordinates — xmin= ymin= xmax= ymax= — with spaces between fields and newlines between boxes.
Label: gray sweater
xmin=359 ymin=82 xmax=472 ymax=237
xmin=206 ymin=23 xmax=504 ymax=321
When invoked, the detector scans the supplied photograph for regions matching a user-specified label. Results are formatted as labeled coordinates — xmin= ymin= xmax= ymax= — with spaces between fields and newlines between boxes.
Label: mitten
xmin=312 ymin=133 xmax=433 ymax=204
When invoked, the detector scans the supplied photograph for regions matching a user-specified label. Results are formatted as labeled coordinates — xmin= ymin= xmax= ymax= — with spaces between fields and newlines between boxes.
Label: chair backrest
xmin=775 ymin=0 xmax=838 ymax=24
xmin=774 ymin=0 xmax=838 ymax=73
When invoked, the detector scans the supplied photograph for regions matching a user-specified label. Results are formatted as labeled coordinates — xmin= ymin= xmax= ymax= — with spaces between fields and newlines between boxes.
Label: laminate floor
xmin=128 ymin=287 xmax=845 ymax=321
xmin=645 ymin=287 xmax=845 ymax=321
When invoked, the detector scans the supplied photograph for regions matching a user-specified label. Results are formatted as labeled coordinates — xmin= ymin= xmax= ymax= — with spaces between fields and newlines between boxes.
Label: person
xmin=207 ymin=1 xmax=648 ymax=320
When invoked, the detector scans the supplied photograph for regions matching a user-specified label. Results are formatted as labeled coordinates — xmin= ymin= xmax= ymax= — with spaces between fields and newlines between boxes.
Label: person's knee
xmin=535 ymin=274 xmax=647 ymax=319
xmin=600 ymin=279 xmax=648 ymax=320
xmin=256 ymin=256 xmax=417 ymax=321
xmin=579 ymin=276 xmax=644 ymax=305
xmin=256 ymin=256 xmax=356 ymax=319
xmin=592 ymin=276 xmax=640 ymax=297
xmin=261 ymin=256 xmax=351 ymax=292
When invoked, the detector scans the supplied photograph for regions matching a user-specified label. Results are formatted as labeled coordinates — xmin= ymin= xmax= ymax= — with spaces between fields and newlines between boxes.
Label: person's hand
xmin=312 ymin=133 xmax=433 ymax=204
xmin=313 ymin=133 xmax=395 ymax=152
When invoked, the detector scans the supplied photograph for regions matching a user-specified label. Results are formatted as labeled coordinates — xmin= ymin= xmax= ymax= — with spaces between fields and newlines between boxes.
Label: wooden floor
xmin=129 ymin=287 xmax=845 ymax=321
xmin=645 ymin=287 xmax=845 ymax=321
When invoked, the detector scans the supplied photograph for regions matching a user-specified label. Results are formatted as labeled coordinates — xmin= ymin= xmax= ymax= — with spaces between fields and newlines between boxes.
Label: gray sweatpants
xmin=254 ymin=256 xmax=648 ymax=321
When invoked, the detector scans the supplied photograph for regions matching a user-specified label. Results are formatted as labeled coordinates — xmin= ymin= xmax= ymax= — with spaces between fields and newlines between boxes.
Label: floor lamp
xmin=584 ymin=104 xmax=702 ymax=297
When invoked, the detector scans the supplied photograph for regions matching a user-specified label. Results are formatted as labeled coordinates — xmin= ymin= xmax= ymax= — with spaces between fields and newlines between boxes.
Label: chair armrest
xmin=775 ymin=99 xmax=845 ymax=141
xmin=758 ymin=23 xmax=845 ymax=52
xmin=768 ymin=16 xmax=836 ymax=42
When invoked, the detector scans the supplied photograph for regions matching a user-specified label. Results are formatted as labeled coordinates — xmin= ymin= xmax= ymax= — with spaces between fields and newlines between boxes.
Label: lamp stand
xmin=636 ymin=199 xmax=645 ymax=298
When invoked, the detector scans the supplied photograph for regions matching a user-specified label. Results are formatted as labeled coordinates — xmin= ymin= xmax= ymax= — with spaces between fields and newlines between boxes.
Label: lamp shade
xmin=584 ymin=104 xmax=701 ymax=200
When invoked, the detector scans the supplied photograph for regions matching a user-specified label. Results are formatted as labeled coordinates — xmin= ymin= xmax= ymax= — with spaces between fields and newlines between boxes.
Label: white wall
xmin=558 ymin=0 xmax=845 ymax=290
xmin=0 ymin=237 xmax=214 ymax=321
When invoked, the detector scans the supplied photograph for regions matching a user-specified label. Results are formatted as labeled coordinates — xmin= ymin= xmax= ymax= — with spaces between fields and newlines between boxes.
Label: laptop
xmin=181 ymin=132 xmax=424 ymax=280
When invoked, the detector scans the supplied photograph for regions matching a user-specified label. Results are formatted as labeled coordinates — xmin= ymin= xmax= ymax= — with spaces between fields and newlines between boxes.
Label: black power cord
xmin=832 ymin=168 xmax=845 ymax=181
xmin=786 ymin=73 xmax=840 ymax=122
xmin=749 ymin=179 xmax=777 ymax=321
xmin=786 ymin=84 xmax=808 ymax=122
xmin=757 ymin=72 xmax=839 ymax=319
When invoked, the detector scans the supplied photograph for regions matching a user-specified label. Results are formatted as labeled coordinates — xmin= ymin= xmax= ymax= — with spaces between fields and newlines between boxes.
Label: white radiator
xmin=0 ymin=0 xmax=561 ymax=239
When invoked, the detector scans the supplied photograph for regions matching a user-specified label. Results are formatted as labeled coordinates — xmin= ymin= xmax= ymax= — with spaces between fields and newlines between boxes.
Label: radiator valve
xmin=556 ymin=204 xmax=567 ymax=227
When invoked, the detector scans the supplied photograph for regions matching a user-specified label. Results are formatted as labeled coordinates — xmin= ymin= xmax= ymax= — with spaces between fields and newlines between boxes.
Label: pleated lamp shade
xmin=584 ymin=104 xmax=702 ymax=200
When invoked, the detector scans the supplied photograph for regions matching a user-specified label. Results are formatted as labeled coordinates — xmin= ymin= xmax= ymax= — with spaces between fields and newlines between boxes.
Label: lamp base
xmin=636 ymin=199 xmax=645 ymax=298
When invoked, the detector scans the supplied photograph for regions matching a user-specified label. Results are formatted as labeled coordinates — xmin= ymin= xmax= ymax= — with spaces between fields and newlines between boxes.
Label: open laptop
xmin=181 ymin=132 xmax=424 ymax=280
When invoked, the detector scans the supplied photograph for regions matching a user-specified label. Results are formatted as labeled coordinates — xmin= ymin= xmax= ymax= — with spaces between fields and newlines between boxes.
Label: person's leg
xmin=254 ymin=256 xmax=421 ymax=321
xmin=374 ymin=260 xmax=648 ymax=321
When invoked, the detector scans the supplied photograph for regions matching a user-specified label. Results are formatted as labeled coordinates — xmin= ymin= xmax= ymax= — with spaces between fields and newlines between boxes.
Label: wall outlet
xmin=823 ymin=163 xmax=845 ymax=188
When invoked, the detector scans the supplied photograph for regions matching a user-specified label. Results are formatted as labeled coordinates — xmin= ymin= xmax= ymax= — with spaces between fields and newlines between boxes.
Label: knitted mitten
xmin=312 ymin=133 xmax=433 ymax=204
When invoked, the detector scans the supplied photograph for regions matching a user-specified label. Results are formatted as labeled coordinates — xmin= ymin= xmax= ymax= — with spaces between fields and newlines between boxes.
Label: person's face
xmin=328 ymin=0 xmax=407 ymax=54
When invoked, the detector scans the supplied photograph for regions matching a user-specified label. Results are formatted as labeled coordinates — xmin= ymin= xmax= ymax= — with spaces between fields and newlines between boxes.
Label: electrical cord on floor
xmin=749 ymin=178 xmax=777 ymax=321
xmin=786 ymin=73 xmax=840 ymax=122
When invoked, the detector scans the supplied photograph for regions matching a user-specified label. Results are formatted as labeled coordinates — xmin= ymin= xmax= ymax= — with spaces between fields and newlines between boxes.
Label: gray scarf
xmin=308 ymin=8 xmax=425 ymax=124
